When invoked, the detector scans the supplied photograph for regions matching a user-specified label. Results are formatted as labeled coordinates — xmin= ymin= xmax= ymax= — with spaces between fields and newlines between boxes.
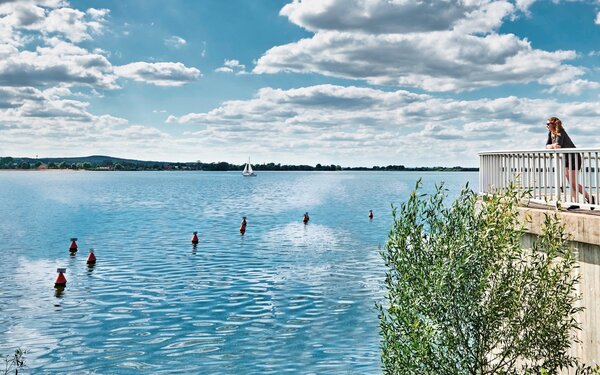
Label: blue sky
xmin=1 ymin=0 xmax=600 ymax=167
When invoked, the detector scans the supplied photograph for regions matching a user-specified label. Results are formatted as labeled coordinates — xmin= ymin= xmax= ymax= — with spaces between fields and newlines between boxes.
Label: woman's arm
xmin=545 ymin=132 xmax=561 ymax=149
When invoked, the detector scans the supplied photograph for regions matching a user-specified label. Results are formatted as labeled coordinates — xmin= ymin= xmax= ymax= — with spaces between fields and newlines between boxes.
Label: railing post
xmin=479 ymin=154 xmax=483 ymax=193
xmin=554 ymin=152 xmax=561 ymax=204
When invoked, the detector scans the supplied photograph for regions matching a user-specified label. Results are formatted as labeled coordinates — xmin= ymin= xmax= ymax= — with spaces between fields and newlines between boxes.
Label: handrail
xmin=479 ymin=148 xmax=599 ymax=155
xmin=479 ymin=149 xmax=600 ymax=208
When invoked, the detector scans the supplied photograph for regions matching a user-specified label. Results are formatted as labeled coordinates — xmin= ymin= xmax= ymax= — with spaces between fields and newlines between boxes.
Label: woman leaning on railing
xmin=545 ymin=117 xmax=595 ymax=205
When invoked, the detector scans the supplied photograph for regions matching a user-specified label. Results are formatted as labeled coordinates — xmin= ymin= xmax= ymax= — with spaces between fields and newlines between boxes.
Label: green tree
xmin=0 ymin=157 xmax=14 ymax=169
xmin=379 ymin=181 xmax=585 ymax=374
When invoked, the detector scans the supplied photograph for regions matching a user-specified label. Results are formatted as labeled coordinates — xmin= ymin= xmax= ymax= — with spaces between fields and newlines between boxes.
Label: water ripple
xmin=0 ymin=171 xmax=478 ymax=374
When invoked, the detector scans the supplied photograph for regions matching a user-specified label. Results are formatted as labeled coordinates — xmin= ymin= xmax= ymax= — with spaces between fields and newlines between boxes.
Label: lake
xmin=0 ymin=171 xmax=478 ymax=374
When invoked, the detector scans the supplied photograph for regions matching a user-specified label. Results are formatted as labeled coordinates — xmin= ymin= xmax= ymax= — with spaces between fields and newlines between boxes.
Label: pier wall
xmin=519 ymin=207 xmax=600 ymax=368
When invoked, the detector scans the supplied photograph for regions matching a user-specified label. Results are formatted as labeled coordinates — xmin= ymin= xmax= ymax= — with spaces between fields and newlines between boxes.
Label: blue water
xmin=0 ymin=171 xmax=478 ymax=374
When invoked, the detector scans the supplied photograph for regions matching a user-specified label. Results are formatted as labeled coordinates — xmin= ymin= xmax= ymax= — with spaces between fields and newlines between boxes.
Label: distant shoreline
xmin=0 ymin=155 xmax=478 ymax=172
xmin=0 ymin=168 xmax=479 ymax=172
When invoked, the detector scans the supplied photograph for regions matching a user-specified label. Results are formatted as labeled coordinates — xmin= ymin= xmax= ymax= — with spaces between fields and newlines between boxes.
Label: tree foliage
xmin=379 ymin=181 xmax=587 ymax=374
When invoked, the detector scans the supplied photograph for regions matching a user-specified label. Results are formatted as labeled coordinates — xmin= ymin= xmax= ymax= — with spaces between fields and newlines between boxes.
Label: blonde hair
xmin=547 ymin=116 xmax=564 ymax=137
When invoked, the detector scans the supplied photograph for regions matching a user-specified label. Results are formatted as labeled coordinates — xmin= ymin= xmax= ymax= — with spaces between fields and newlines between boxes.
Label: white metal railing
xmin=479 ymin=149 xmax=600 ymax=208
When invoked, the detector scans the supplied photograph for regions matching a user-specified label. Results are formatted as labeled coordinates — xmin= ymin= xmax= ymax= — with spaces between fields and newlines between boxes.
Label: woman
xmin=545 ymin=117 xmax=594 ymax=205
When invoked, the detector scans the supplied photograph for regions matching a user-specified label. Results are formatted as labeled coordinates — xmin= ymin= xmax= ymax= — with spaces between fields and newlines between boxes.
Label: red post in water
xmin=240 ymin=217 xmax=247 ymax=235
xmin=191 ymin=231 xmax=199 ymax=244
xmin=87 ymin=249 xmax=96 ymax=265
xmin=54 ymin=268 xmax=67 ymax=288
xmin=69 ymin=238 xmax=78 ymax=252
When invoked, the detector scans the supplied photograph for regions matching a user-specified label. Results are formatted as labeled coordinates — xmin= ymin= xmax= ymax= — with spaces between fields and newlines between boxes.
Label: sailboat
xmin=242 ymin=157 xmax=257 ymax=177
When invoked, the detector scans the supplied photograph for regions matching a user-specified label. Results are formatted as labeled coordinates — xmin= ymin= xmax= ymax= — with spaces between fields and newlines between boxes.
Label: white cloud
xmin=452 ymin=1 xmax=514 ymax=34
xmin=515 ymin=0 xmax=536 ymax=13
xmin=255 ymin=31 xmax=584 ymax=92
xmin=0 ymin=37 xmax=118 ymax=88
xmin=0 ymin=2 xmax=117 ymax=89
xmin=253 ymin=0 xmax=597 ymax=95
xmin=42 ymin=7 xmax=103 ymax=42
xmin=115 ymin=62 xmax=201 ymax=86
xmin=280 ymin=0 xmax=512 ymax=34
xmin=200 ymin=41 xmax=206 ymax=58
xmin=0 ymin=85 xmax=180 ymax=159
xmin=215 ymin=59 xmax=246 ymax=74
xmin=214 ymin=67 xmax=233 ymax=73
xmin=5 ymin=2 xmax=45 ymax=27
xmin=0 ymin=0 xmax=208 ymax=161
xmin=2 ymin=0 xmax=597 ymax=165
xmin=167 ymin=84 xmax=600 ymax=166
xmin=86 ymin=7 xmax=108 ymax=20
xmin=164 ymin=35 xmax=186 ymax=48
xmin=0 ymin=3 xmax=110 ymax=43
xmin=0 ymin=2 xmax=200 ymax=91
xmin=545 ymin=79 xmax=600 ymax=95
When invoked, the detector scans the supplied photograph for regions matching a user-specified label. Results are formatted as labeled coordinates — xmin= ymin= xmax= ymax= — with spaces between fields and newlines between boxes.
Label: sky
xmin=1 ymin=0 xmax=600 ymax=167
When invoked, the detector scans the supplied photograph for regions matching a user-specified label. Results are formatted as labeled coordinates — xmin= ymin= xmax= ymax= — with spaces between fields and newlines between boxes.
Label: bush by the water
xmin=379 ymin=181 xmax=594 ymax=374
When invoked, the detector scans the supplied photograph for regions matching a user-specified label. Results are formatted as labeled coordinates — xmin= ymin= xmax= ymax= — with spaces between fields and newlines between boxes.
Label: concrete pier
xmin=519 ymin=204 xmax=600 ymax=368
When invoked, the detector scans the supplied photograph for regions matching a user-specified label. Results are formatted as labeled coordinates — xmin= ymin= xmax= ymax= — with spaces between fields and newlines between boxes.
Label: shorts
xmin=564 ymin=153 xmax=582 ymax=171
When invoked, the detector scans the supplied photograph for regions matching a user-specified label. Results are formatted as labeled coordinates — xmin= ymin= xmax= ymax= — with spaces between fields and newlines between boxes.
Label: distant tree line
xmin=0 ymin=156 xmax=477 ymax=172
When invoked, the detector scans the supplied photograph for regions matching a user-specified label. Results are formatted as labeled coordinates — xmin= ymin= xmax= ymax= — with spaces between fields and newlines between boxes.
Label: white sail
xmin=242 ymin=157 xmax=256 ymax=176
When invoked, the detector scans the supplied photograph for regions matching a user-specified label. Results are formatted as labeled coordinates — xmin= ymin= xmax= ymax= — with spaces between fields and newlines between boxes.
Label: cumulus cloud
xmin=0 ymin=2 xmax=200 ymax=91
xmin=164 ymin=35 xmax=186 ymax=48
xmin=0 ymin=38 xmax=118 ymax=88
xmin=41 ymin=6 xmax=106 ymax=42
xmin=256 ymin=31 xmax=583 ymax=92
xmin=0 ymin=2 xmax=117 ymax=90
xmin=280 ymin=0 xmax=516 ymax=34
xmin=0 ymin=84 xmax=180 ymax=159
xmin=0 ymin=2 xmax=109 ymax=42
xmin=0 ymin=0 xmax=205 ymax=160
xmin=115 ymin=62 xmax=201 ymax=86
xmin=596 ymin=11 xmax=600 ymax=25
xmin=167 ymin=84 xmax=600 ymax=166
xmin=215 ymin=59 xmax=247 ymax=74
xmin=253 ymin=0 xmax=596 ymax=95
xmin=545 ymin=79 xmax=600 ymax=95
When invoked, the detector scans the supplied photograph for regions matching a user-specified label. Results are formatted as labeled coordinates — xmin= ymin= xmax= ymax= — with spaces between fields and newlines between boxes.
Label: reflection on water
xmin=0 ymin=171 xmax=477 ymax=374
